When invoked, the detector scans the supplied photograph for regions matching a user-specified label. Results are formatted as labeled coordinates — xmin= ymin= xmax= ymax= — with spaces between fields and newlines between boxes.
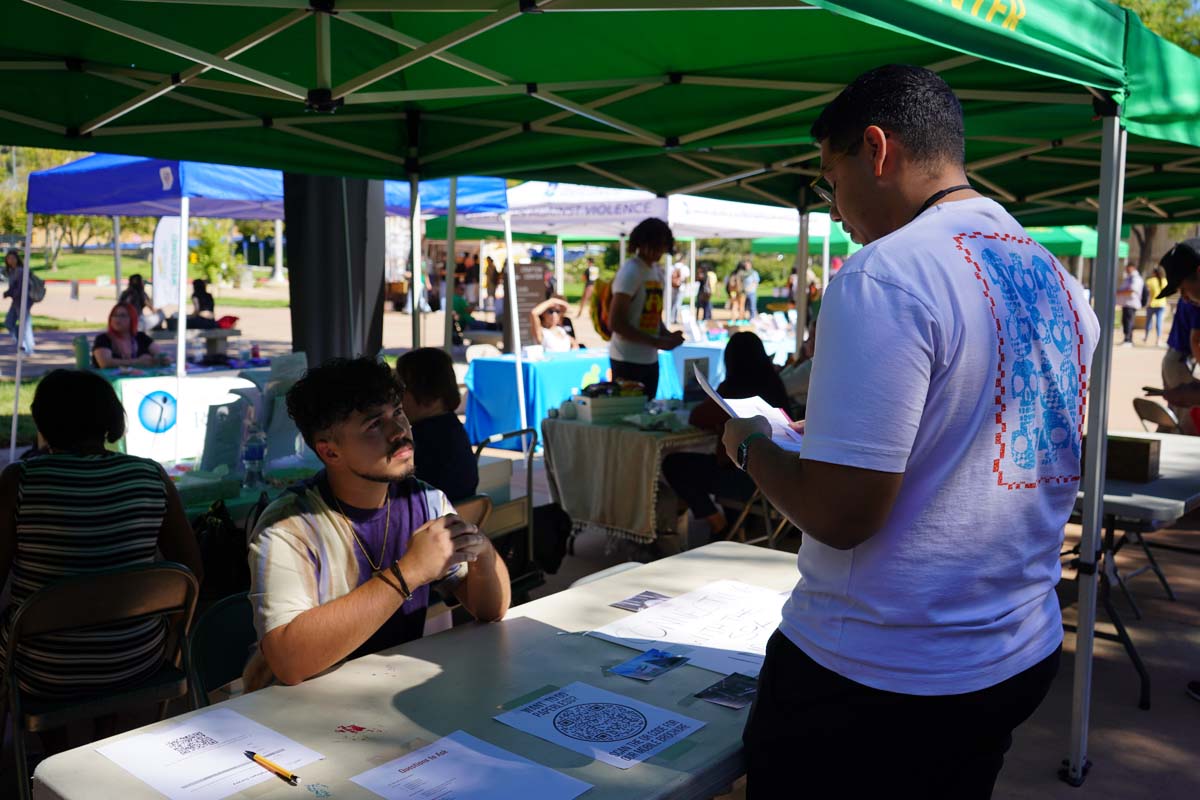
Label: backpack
xmin=590 ymin=279 xmax=615 ymax=341
xmin=26 ymin=272 xmax=46 ymax=303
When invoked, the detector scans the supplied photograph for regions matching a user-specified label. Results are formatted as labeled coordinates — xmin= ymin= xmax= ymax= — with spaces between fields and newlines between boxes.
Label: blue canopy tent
xmin=9 ymin=154 xmax=509 ymax=458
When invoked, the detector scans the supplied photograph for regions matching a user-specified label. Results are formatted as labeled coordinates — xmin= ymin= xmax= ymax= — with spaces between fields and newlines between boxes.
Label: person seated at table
xmin=191 ymin=279 xmax=215 ymax=320
xmin=529 ymin=297 xmax=578 ymax=352
xmin=0 ymin=370 xmax=202 ymax=747
xmin=453 ymin=283 xmax=498 ymax=332
xmin=93 ymin=303 xmax=168 ymax=368
xmin=118 ymin=274 xmax=163 ymax=330
xmin=395 ymin=347 xmax=479 ymax=503
xmin=243 ymin=357 xmax=510 ymax=689
xmin=661 ymin=332 xmax=789 ymax=539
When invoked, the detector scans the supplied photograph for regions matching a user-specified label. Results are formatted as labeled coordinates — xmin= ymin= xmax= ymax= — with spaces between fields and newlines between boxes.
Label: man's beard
xmin=350 ymin=438 xmax=414 ymax=483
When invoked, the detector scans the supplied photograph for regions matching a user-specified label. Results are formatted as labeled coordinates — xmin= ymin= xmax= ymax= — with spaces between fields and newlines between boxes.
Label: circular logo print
xmin=138 ymin=391 xmax=178 ymax=433
xmin=552 ymin=703 xmax=647 ymax=742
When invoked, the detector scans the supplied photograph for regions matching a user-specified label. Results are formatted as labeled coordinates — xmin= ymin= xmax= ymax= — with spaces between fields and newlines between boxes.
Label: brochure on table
xmin=351 ymin=731 xmax=590 ymax=800
xmin=96 ymin=708 xmax=323 ymax=800
xmin=590 ymin=580 xmax=787 ymax=677
xmin=495 ymin=682 xmax=704 ymax=770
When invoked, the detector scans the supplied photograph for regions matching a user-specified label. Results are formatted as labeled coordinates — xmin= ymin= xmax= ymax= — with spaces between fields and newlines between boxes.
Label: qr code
xmin=166 ymin=731 xmax=218 ymax=756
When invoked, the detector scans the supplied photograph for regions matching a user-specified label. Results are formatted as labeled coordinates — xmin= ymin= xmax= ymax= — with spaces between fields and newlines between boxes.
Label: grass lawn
xmin=217 ymin=297 xmax=289 ymax=309
xmin=31 ymin=252 xmax=151 ymax=282
xmin=0 ymin=377 xmax=39 ymax=448
xmin=31 ymin=315 xmax=96 ymax=331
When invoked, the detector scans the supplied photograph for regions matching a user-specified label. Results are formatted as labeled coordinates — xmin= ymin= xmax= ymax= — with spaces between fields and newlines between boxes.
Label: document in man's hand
xmin=693 ymin=364 xmax=803 ymax=452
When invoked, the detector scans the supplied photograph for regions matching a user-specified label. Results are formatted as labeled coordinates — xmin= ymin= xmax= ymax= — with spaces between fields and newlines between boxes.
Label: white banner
xmin=152 ymin=216 xmax=182 ymax=309
xmin=114 ymin=374 xmax=255 ymax=463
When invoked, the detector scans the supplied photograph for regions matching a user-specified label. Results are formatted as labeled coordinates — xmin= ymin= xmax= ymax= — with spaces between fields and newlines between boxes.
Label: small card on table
xmin=694 ymin=673 xmax=759 ymax=709
xmin=609 ymin=648 xmax=689 ymax=682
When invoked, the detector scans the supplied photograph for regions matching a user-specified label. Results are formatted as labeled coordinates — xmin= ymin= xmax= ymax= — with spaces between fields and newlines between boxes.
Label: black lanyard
xmin=913 ymin=184 xmax=973 ymax=220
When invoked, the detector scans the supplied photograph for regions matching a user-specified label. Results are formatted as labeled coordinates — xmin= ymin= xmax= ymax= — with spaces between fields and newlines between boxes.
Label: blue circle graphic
xmin=138 ymin=391 xmax=178 ymax=433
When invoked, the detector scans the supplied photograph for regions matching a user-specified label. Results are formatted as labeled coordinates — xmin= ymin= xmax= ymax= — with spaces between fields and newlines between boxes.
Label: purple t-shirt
xmin=1167 ymin=299 xmax=1200 ymax=355
xmin=315 ymin=473 xmax=439 ymax=658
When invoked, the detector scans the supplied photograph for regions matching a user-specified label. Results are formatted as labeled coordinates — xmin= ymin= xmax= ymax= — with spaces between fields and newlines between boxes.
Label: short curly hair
xmin=628 ymin=217 xmax=674 ymax=255
xmin=32 ymin=369 xmax=126 ymax=448
xmin=287 ymin=357 xmax=403 ymax=451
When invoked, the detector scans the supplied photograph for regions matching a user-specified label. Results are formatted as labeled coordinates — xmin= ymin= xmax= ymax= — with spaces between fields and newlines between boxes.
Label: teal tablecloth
xmin=465 ymin=350 xmax=681 ymax=447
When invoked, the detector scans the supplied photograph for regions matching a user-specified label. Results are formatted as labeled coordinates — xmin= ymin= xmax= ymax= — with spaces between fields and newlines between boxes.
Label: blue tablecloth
xmin=672 ymin=338 xmax=796 ymax=396
xmin=465 ymin=350 xmax=681 ymax=447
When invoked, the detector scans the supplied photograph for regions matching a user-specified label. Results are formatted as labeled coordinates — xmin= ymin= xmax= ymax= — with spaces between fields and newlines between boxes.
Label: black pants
xmin=661 ymin=452 xmax=755 ymax=519
xmin=744 ymin=631 xmax=1061 ymax=800
xmin=610 ymin=358 xmax=659 ymax=399
xmin=1121 ymin=306 xmax=1138 ymax=343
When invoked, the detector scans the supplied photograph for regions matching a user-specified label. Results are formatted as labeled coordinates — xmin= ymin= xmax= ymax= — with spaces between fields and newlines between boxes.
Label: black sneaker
xmin=1187 ymin=681 xmax=1200 ymax=702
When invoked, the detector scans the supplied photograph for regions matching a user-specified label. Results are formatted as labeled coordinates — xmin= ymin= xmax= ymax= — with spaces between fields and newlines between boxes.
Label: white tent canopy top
xmin=459 ymin=180 xmax=829 ymax=241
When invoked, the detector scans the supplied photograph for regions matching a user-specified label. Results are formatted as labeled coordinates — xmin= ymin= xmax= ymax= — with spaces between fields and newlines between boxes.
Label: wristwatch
xmin=736 ymin=432 xmax=767 ymax=471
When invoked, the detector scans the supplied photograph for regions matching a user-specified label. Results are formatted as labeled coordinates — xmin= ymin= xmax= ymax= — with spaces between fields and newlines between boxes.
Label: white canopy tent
xmin=458 ymin=180 xmax=830 ymax=328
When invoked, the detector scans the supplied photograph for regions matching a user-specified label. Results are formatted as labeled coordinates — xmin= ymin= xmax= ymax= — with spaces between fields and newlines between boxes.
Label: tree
xmin=193 ymin=218 xmax=241 ymax=285
xmin=1116 ymin=1 xmax=1200 ymax=54
xmin=1114 ymin=2 xmax=1200 ymax=270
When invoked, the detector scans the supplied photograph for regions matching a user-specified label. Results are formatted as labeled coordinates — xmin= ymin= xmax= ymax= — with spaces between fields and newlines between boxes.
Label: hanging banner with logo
xmin=152 ymin=216 xmax=182 ymax=308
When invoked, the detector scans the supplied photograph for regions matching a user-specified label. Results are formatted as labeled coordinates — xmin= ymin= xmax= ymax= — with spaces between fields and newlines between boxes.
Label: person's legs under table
xmin=744 ymin=631 xmax=1061 ymax=800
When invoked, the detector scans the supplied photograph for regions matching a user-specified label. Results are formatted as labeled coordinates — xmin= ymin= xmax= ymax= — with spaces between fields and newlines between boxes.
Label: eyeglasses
xmin=809 ymin=149 xmax=847 ymax=206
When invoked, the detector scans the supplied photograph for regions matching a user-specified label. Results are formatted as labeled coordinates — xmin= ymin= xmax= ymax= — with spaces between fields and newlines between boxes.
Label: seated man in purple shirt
xmin=244 ymin=357 xmax=509 ymax=689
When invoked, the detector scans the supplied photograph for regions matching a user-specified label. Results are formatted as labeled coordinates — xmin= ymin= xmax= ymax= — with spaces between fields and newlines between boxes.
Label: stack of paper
xmin=591 ymin=579 xmax=787 ymax=676
xmin=694 ymin=365 xmax=803 ymax=452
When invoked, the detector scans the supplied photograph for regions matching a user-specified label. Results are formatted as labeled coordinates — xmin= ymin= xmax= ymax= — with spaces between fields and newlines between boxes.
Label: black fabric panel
xmin=284 ymin=174 xmax=385 ymax=366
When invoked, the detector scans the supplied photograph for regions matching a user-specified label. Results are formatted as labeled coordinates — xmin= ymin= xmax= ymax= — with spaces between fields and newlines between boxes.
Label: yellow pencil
xmin=244 ymin=750 xmax=299 ymax=785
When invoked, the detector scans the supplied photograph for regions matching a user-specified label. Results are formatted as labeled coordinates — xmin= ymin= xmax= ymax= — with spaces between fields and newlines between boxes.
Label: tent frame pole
xmin=444 ymin=176 xmax=458 ymax=352
xmin=410 ymin=173 xmax=422 ymax=348
xmin=795 ymin=209 xmax=809 ymax=358
xmin=1065 ymin=112 xmax=1126 ymax=788
xmin=8 ymin=213 xmax=33 ymax=462
xmin=618 ymin=234 xmax=626 ymax=266
xmin=821 ymin=221 xmax=831 ymax=293
xmin=112 ymin=215 xmax=122 ymax=299
xmin=502 ymin=212 xmax=528 ymax=432
xmin=554 ymin=235 xmax=564 ymax=302
xmin=174 ymin=197 xmax=190 ymax=465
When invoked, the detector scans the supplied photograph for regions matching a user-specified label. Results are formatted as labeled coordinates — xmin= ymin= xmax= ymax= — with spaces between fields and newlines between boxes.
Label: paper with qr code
xmin=494 ymin=682 xmax=704 ymax=769
xmin=96 ymin=708 xmax=323 ymax=799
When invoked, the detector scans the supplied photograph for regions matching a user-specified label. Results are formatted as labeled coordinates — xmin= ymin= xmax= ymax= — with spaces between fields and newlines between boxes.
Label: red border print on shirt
xmin=954 ymin=232 xmax=1088 ymax=491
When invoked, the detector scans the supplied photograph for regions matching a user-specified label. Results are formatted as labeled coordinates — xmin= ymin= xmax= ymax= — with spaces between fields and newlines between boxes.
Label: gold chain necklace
xmin=334 ymin=493 xmax=391 ymax=573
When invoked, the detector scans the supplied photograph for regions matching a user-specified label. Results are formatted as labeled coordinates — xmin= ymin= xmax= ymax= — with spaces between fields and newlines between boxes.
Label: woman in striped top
xmin=0 ymin=370 xmax=202 ymax=712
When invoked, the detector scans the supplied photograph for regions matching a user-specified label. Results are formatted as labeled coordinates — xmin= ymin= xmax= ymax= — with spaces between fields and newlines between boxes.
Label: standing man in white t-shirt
xmin=722 ymin=65 xmax=1099 ymax=798
xmin=608 ymin=218 xmax=685 ymax=397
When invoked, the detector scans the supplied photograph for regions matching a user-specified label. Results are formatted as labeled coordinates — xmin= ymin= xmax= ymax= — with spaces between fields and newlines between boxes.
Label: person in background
xmin=243 ymin=357 xmax=508 ymax=689
xmin=395 ymin=348 xmax=478 ymax=503
xmin=118 ymin=274 xmax=163 ymax=331
xmin=93 ymin=303 xmax=167 ymax=369
xmin=740 ymin=260 xmax=761 ymax=320
xmin=1155 ymin=239 xmax=1200 ymax=434
xmin=608 ymin=217 xmax=685 ymax=398
xmin=1143 ymin=266 xmax=1167 ymax=347
xmin=191 ymin=279 xmax=215 ymax=320
xmin=3 ymin=248 xmax=34 ymax=355
xmin=669 ymin=257 xmax=690 ymax=325
xmin=1116 ymin=262 xmax=1144 ymax=346
xmin=485 ymin=256 xmax=500 ymax=311
xmin=725 ymin=263 xmax=744 ymax=320
xmin=696 ymin=264 xmax=716 ymax=321
xmin=577 ymin=257 xmax=600 ymax=319
xmin=724 ymin=64 xmax=1099 ymax=797
xmin=529 ymin=297 xmax=578 ymax=352
xmin=453 ymin=283 xmax=498 ymax=333
xmin=0 ymin=370 xmax=202 ymax=749
xmin=662 ymin=332 xmax=789 ymax=539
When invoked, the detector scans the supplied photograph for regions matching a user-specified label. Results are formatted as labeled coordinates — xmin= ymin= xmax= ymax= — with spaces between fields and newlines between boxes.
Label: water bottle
xmin=242 ymin=425 xmax=267 ymax=489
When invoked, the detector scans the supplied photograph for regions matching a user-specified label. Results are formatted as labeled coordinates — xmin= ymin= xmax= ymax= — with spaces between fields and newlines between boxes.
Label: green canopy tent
xmin=2 ymin=1 xmax=1200 ymax=785
xmin=1027 ymin=225 xmax=1130 ymax=258
xmin=752 ymin=227 xmax=861 ymax=257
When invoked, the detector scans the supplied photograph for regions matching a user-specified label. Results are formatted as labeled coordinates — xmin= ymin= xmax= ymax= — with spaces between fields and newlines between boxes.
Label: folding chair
xmin=475 ymin=428 xmax=544 ymax=602
xmin=426 ymin=494 xmax=495 ymax=635
xmin=187 ymin=592 xmax=254 ymax=708
xmin=1 ymin=563 xmax=198 ymax=799
xmin=1133 ymin=397 xmax=1181 ymax=434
